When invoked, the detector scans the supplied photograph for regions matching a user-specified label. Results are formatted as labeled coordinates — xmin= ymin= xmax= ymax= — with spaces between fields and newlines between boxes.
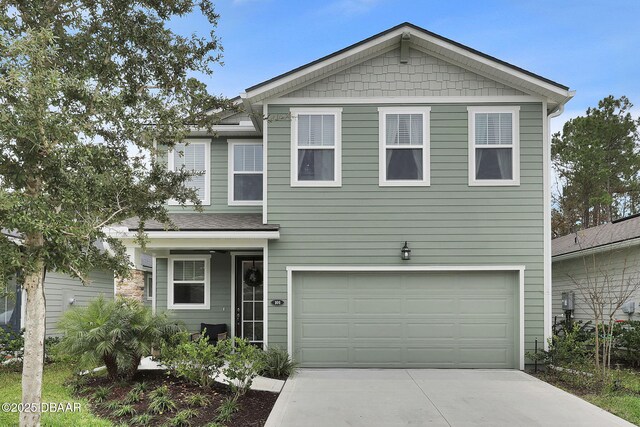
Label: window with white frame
xmin=378 ymin=107 xmax=431 ymax=186
xmin=229 ymin=142 xmax=263 ymax=204
xmin=168 ymin=140 xmax=210 ymax=205
xmin=468 ymin=107 xmax=520 ymax=186
xmin=168 ymin=257 xmax=210 ymax=310
xmin=146 ymin=273 xmax=153 ymax=301
xmin=291 ymin=108 xmax=342 ymax=187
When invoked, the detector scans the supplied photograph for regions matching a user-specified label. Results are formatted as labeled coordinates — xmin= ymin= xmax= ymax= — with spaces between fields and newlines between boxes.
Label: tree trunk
xmin=20 ymin=263 xmax=46 ymax=427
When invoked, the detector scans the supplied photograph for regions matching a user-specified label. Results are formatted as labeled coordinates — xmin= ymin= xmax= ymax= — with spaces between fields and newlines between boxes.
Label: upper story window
xmin=378 ymin=107 xmax=431 ymax=186
xmin=168 ymin=139 xmax=211 ymax=205
xmin=229 ymin=141 xmax=263 ymax=205
xmin=291 ymin=108 xmax=342 ymax=187
xmin=468 ymin=107 xmax=520 ymax=186
xmin=168 ymin=257 xmax=210 ymax=310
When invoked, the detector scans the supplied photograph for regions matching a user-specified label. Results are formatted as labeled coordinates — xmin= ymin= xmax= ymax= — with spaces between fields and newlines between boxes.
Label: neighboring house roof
xmin=119 ymin=213 xmax=279 ymax=232
xmin=552 ymin=214 xmax=640 ymax=258
xmin=242 ymin=22 xmax=574 ymax=111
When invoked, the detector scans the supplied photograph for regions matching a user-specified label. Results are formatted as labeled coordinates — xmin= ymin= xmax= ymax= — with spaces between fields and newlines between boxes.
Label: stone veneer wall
xmin=115 ymin=269 xmax=145 ymax=302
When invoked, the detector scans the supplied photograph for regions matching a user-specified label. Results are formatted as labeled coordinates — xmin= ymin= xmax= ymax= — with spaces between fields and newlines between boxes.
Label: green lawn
xmin=538 ymin=368 xmax=640 ymax=425
xmin=0 ymin=364 xmax=111 ymax=427
xmin=584 ymin=394 xmax=640 ymax=425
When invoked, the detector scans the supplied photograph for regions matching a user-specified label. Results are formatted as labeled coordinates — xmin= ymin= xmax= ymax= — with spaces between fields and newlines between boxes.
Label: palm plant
xmin=57 ymin=296 xmax=182 ymax=379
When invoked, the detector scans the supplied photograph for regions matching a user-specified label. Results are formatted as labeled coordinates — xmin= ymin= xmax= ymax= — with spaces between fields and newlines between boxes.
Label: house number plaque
xmin=271 ymin=299 xmax=285 ymax=306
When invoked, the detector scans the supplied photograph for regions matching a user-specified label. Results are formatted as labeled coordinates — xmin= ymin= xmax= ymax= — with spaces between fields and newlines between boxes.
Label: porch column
xmin=115 ymin=269 xmax=146 ymax=302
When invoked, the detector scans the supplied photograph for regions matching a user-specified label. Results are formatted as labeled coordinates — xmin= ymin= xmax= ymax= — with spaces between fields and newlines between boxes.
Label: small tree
xmin=58 ymin=296 xmax=182 ymax=379
xmin=568 ymin=248 xmax=640 ymax=373
xmin=0 ymin=2 xmax=229 ymax=424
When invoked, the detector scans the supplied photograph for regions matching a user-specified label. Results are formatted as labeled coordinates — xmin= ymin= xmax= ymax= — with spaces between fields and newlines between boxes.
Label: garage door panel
xmin=353 ymin=348 xmax=403 ymax=364
xmin=300 ymin=322 xmax=349 ymax=338
xmin=406 ymin=322 xmax=456 ymax=338
xmin=405 ymin=298 xmax=456 ymax=314
xmin=294 ymin=271 xmax=519 ymax=369
xmin=460 ymin=323 xmax=509 ymax=338
xmin=352 ymin=323 xmax=403 ymax=337
xmin=299 ymin=347 xmax=349 ymax=364
xmin=459 ymin=298 xmax=511 ymax=314
xmin=353 ymin=298 xmax=402 ymax=314
xmin=300 ymin=298 xmax=349 ymax=314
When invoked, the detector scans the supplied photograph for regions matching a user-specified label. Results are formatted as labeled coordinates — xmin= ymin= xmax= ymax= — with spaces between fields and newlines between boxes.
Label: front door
xmin=235 ymin=256 xmax=264 ymax=347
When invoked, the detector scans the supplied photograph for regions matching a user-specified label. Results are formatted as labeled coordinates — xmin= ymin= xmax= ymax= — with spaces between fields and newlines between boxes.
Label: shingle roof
xmin=552 ymin=214 xmax=640 ymax=257
xmin=119 ymin=213 xmax=279 ymax=232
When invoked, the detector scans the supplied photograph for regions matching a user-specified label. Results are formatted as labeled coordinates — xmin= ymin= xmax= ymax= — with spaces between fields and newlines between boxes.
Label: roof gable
xmin=244 ymin=22 xmax=573 ymax=110
xmin=283 ymin=47 xmax=527 ymax=99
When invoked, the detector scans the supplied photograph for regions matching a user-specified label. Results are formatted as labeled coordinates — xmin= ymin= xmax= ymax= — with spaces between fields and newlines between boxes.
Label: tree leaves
xmin=552 ymin=96 xmax=640 ymax=236
xmin=0 ymin=1 xmax=228 ymax=286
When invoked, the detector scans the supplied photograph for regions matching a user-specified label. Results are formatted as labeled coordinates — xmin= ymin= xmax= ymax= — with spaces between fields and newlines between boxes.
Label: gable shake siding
xmin=285 ymin=48 xmax=527 ymax=98
xmin=266 ymin=103 xmax=545 ymax=356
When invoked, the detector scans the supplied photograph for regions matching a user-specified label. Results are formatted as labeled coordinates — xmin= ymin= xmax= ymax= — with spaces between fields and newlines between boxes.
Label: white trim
xmin=115 ymin=230 xmax=280 ymax=240
xmin=263 ymin=243 xmax=269 ymax=348
xmin=263 ymin=104 xmax=269 ymax=225
xmin=290 ymin=107 xmax=343 ymax=187
xmin=285 ymin=264 xmax=526 ymax=370
xmin=227 ymin=140 xmax=264 ymax=206
xmin=230 ymin=253 xmax=236 ymax=340
xmin=167 ymin=139 xmax=211 ymax=206
xmin=167 ymin=255 xmax=211 ymax=310
xmin=151 ymin=256 xmax=157 ymax=314
xmin=146 ymin=273 xmax=153 ymax=301
xmin=244 ymin=25 xmax=571 ymax=100
xmin=543 ymin=100 xmax=551 ymax=350
xmin=467 ymin=106 xmax=521 ymax=186
xmin=519 ymin=268 xmax=526 ymax=369
xmin=378 ymin=107 xmax=431 ymax=187
xmin=268 ymin=96 xmax=541 ymax=105
xmin=20 ymin=288 xmax=26 ymax=330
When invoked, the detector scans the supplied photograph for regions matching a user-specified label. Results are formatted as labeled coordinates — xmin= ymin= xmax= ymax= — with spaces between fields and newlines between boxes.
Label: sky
xmin=169 ymin=0 xmax=640 ymax=134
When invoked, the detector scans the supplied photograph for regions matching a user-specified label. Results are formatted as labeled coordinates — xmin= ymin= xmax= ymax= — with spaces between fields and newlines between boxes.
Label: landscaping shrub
xmin=260 ymin=346 xmax=298 ymax=379
xmin=530 ymin=322 xmax=594 ymax=368
xmin=159 ymin=331 xmax=224 ymax=388
xmin=0 ymin=328 xmax=23 ymax=370
xmin=215 ymin=396 xmax=239 ymax=423
xmin=57 ymin=296 xmax=182 ymax=379
xmin=613 ymin=321 xmax=640 ymax=368
xmin=218 ymin=337 xmax=264 ymax=397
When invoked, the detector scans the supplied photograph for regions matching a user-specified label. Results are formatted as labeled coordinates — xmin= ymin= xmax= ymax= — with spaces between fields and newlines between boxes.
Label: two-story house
xmin=113 ymin=23 xmax=573 ymax=370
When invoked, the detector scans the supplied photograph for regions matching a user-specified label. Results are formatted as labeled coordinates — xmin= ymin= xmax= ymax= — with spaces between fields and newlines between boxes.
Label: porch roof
xmin=119 ymin=213 xmax=279 ymax=232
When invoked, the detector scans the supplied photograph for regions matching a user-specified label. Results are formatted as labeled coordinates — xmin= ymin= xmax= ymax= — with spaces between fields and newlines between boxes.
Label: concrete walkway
xmin=265 ymin=369 xmax=634 ymax=427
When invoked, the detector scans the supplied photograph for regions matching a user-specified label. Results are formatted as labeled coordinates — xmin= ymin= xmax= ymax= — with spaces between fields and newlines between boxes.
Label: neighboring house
xmin=111 ymin=22 xmax=574 ymax=370
xmin=552 ymin=214 xmax=640 ymax=325
xmin=0 ymin=232 xmax=115 ymax=337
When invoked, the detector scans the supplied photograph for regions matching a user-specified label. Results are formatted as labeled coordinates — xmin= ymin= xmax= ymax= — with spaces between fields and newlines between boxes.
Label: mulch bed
xmin=75 ymin=370 xmax=279 ymax=426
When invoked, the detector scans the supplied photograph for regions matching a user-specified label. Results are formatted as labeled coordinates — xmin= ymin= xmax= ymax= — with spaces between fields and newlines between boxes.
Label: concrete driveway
xmin=265 ymin=369 xmax=633 ymax=427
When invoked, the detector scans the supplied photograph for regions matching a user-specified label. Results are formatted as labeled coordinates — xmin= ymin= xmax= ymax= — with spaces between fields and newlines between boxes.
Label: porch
xmin=112 ymin=213 xmax=280 ymax=346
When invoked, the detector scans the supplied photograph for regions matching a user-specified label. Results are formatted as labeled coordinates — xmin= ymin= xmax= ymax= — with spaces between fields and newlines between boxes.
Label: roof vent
xmin=400 ymin=32 xmax=411 ymax=64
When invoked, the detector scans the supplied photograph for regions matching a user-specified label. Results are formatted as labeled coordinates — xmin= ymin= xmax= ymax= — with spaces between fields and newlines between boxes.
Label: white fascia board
xmin=117 ymin=230 xmax=279 ymax=240
xmin=552 ymin=237 xmax=640 ymax=263
xmin=285 ymin=265 xmax=526 ymax=273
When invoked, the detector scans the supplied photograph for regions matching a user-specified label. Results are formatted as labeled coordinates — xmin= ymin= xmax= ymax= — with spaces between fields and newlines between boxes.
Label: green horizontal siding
xmin=266 ymin=103 xmax=545 ymax=357
xmin=45 ymin=270 xmax=114 ymax=336
xmin=162 ymin=137 xmax=262 ymax=214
